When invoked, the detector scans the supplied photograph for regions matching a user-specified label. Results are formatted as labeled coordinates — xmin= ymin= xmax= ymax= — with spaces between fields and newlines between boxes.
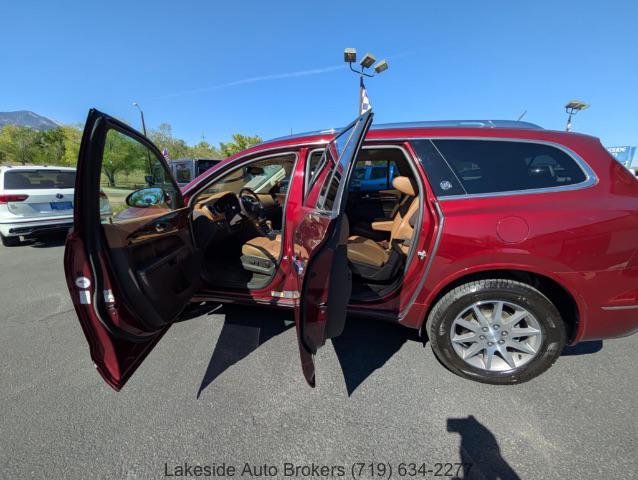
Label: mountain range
xmin=0 ymin=111 xmax=60 ymax=131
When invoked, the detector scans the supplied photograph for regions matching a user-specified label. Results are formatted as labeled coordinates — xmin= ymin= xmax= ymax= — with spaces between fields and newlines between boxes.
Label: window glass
xmin=410 ymin=140 xmax=465 ymax=196
xmin=305 ymin=150 xmax=325 ymax=195
xmin=4 ymin=170 xmax=76 ymax=189
xmin=348 ymin=158 xmax=399 ymax=192
xmin=100 ymin=129 xmax=179 ymax=220
xmin=317 ymin=122 xmax=358 ymax=211
xmin=432 ymin=140 xmax=587 ymax=194
xmin=199 ymin=154 xmax=295 ymax=197
xmin=174 ymin=164 xmax=192 ymax=183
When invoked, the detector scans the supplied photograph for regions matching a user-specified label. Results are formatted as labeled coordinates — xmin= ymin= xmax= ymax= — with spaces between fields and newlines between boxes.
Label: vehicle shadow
xmin=447 ymin=415 xmax=521 ymax=480
xmin=561 ymin=340 xmax=603 ymax=356
xmin=25 ymin=232 xmax=68 ymax=248
xmin=192 ymin=303 xmax=605 ymax=399
xmin=195 ymin=304 xmax=294 ymax=398
xmin=332 ymin=317 xmax=422 ymax=396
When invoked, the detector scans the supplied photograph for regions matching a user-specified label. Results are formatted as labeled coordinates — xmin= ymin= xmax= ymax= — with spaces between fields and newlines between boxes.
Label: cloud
xmin=151 ymin=64 xmax=347 ymax=100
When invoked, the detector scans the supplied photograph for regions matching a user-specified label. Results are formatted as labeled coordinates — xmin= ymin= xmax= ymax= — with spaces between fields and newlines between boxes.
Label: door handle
xmin=154 ymin=222 xmax=170 ymax=233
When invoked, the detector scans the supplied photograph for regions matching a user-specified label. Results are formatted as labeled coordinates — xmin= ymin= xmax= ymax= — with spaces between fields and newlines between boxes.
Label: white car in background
xmin=0 ymin=166 xmax=112 ymax=246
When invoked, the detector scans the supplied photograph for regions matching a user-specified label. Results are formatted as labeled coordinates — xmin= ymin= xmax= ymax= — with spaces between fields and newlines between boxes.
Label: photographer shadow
xmin=447 ymin=415 xmax=520 ymax=480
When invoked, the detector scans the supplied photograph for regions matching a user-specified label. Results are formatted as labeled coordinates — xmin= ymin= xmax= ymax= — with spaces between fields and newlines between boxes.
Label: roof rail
xmin=371 ymin=119 xmax=543 ymax=130
xmin=262 ymin=119 xmax=542 ymax=145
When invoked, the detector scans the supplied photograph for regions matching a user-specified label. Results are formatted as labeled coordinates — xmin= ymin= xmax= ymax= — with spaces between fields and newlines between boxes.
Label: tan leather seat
xmin=242 ymin=234 xmax=282 ymax=263
xmin=347 ymin=176 xmax=419 ymax=268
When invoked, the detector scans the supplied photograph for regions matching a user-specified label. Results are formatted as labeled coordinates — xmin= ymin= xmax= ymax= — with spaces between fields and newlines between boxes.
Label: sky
xmin=2 ymin=0 xmax=637 ymax=147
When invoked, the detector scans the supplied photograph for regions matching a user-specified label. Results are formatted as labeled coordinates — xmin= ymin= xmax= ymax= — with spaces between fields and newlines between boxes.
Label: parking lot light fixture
xmin=564 ymin=100 xmax=589 ymax=132
xmin=345 ymin=47 xmax=389 ymax=113
xmin=373 ymin=59 xmax=388 ymax=74
xmin=359 ymin=52 xmax=376 ymax=69
xmin=344 ymin=48 xmax=357 ymax=63
xmin=132 ymin=102 xmax=148 ymax=137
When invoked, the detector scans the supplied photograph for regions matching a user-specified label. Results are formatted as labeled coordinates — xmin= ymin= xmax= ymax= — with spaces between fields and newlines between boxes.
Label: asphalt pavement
xmin=1 ymin=234 xmax=636 ymax=479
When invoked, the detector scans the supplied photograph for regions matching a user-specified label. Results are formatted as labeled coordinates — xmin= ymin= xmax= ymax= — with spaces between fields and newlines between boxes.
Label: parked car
xmin=0 ymin=165 xmax=111 ymax=246
xmin=64 ymin=110 xmax=638 ymax=390
xmin=169 ymin=158 xmax=221 ymax=187
xmin=350 ymin=162 xmax=397 ymax=191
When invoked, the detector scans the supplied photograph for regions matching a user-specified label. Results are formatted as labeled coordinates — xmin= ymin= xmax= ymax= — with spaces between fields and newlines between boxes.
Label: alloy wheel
xmin=450 ymin=300 xmax=543 ymax=372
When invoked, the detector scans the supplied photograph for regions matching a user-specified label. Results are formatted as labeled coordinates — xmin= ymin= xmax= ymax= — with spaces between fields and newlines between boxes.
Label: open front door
xmin=292 ymin=110 xmax=373 ymax=386
xmin=64 ymin=109 xmax=201 ymax=390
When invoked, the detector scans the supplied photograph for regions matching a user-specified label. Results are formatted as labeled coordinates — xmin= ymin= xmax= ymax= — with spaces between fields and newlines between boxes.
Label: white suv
xmin=0 ymin=166 xmax=112 ymax=246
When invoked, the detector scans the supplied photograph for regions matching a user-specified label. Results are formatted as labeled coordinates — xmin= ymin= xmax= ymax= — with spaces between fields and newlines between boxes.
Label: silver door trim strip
xmin=601 ymin=305 xmax=638 ymax=311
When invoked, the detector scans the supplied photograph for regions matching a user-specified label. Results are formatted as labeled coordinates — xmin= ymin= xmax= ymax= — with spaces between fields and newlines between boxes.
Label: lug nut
xmin=482 ymin=327 xmax=489 ymax=332
xmin=501 ymin=331 xmax=508 ymax=336
xmin=498 ymin=340 xmax=505 ymax=345
xmin=479 ymin=335 xmax=485 ymax=340
xmin=493 ymin=324 xmax=500 ymax=330
xmin=487 ymin=342 xmax=494 ymax=346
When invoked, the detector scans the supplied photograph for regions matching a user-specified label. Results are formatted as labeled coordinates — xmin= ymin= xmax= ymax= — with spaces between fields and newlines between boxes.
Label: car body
xmin=64 ymin=110 xmax=638 ymax=390
xmin=169 ymin=158 xmax=222 ymax=187
xmin=0 ymin=166 xmax=112 ymax=246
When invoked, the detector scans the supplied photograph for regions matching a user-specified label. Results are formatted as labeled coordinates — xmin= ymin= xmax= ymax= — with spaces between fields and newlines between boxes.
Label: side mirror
xmin=126 ymin=187 xmax=166 ymax=208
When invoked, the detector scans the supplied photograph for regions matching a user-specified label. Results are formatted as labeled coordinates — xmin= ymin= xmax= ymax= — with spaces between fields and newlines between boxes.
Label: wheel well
xmin=425 ymin=270 xmax=579 ymax=341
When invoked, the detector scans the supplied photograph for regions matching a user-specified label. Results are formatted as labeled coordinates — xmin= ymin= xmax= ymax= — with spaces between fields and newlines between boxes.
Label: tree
xmin=219 ymin=133 xmax=262 ymax=158
xmin=101 ymin=131 xmax=146 ymax=187
xmin=149 ymin=123 xmax=190 ymax=160
xmin=35 ymin=128 xmax=65 ymax=165
xmin=0 ymin=125 xmax=41 ymax=165
xmin=60 ymin=124 xmax=83 ymax=166
xmin=188 ymin=140 xmax=222 ymax=159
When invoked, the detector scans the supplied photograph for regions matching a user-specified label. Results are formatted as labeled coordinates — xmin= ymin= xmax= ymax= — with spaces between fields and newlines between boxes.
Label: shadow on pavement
xmin=332 ymin=317 xmax=423 ymax=396
xmin=196 ymin=304 xmax=293 ymax=398
xmin=447 ymin=415 xmax=521 ymax=480
xmin=192 ymin=302 xmax=605 ymax=399
xmin=561 ymin=340 xmax=603 ymax=356
xmin=25 ymin=232 xmax=68 ymax=248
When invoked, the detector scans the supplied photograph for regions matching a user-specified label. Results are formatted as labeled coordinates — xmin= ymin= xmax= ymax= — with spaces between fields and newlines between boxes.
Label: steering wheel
xmin=237 ymin=187 xmax=266 ymax=227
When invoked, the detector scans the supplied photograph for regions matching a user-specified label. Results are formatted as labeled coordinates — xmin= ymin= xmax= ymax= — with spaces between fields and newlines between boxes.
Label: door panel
xmin=292 ymin=110 xmax=373 ymax=386
xmin=64 ymin=109 xmax=200 ymax=390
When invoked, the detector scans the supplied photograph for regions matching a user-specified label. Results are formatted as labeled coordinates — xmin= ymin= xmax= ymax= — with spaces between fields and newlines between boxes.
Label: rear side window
xmin=433 ymin=140 xmax=587 ymax=194
xmin=412 ymin=139 xmax=587 ymax=196
xmin=3 ymin=170 xmax=76 ymax=189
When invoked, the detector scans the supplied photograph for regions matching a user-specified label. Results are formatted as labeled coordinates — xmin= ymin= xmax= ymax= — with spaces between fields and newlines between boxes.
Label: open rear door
xmin=64 ymin=109 xmax=201 ymax=390
xmin=292 ymin=110 xmax=373 ymax=386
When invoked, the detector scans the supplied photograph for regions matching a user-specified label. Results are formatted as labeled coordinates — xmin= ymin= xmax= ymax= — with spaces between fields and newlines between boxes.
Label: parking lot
xmin=1 ymin=236 xmax=636 ymax=479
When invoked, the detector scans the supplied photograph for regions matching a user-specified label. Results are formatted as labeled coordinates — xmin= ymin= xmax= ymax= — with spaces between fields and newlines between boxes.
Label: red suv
xmin=64 ymin=109 xmax=638 ymax=389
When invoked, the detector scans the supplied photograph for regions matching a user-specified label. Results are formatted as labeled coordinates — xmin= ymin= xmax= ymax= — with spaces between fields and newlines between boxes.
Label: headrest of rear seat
xmin=392 ymin=176 xmax=416 ymax=196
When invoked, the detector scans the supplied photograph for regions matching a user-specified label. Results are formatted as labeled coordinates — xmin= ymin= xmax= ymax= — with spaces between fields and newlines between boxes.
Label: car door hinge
xmin=417 ymin=250 xmax=427 ymax=260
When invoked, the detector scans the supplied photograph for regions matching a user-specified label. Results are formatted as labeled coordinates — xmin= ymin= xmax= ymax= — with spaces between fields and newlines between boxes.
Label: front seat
xmin=241 ymin=234 xmax=282 ymax=276
xmin=347 ymin=176 xmax=420 ymax=283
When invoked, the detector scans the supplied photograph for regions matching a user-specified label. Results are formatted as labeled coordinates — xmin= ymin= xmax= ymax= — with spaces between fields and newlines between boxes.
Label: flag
xmin=359 ymin=77 xmax=371 ymax=115
xmin=162 ymin=148 xmax=170 ymax=160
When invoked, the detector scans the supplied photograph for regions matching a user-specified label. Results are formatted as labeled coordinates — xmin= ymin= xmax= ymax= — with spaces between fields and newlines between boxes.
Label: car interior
xmin=191 ymin=154 xmax=296 ymax=290
xmin=189 ymin=146 xmax=423 ymax=301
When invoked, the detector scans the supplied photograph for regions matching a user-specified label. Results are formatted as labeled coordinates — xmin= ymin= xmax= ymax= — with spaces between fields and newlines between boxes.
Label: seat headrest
xmin=392 ymin=176 xmax=416 ymax=196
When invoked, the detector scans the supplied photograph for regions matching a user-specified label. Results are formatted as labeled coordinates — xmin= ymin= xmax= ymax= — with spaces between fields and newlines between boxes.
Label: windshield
xmin=200 ymin=154 xmax=295 ymax=197
xmin=3 ymin=170 xmax=76 ymax=189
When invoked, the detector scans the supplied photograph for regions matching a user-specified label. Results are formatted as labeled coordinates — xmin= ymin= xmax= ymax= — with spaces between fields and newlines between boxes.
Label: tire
xmin=426 ymin=279 xmax=566 ymax=385
xmin=1 ymin=234 xmax=21 ymax=247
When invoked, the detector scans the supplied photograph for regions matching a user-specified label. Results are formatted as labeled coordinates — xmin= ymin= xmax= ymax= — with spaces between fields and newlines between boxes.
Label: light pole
xmin=344 ymin=48 xmax=388 ymax=114
xmin=564 ymin=100 xmax=589 ymax=132
xmin=132 ymin=102 xmax=148 ymax=137
xmin=132 ymin=102 xmax=153 ymax=184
